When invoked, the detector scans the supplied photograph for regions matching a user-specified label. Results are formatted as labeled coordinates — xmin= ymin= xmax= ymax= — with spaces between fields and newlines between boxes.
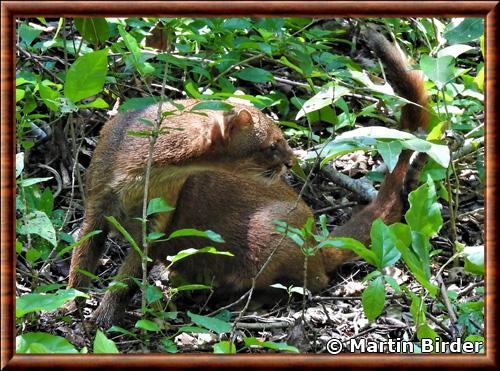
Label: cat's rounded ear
xmin=221 ymin=109 xmax=254 ymax=140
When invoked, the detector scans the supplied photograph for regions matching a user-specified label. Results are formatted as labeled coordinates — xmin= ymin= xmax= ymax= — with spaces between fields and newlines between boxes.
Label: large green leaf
xmin=420 ymin=55 xmax=455 ymax=89
xmin=444 ymin=18 xmax=484 ymax=45
xmin=362 ymin=276 xmax=386 ymax=321
xmin=187 ymin=311 xmax=232 ymax=334
xmin=64 ymin=48 xmax=109 ymax=102
xmin=405 ymin=177 xmax=443 ymax=239
xmin=234 ymin=67 xmax=274 ymax=83
xmin=391 ymin=223 xmax=438 ymax=297
xmin=17 ymin=210 xmax=57 ymax=247
xmin=376 ymin=140 xmax=403 ymax=173
xmin=370 ymin=219 xmax=401 ymax=269
xmin=437 ymin=44 xmax=474 ymax=58
xmin=16 ymin=289 xmax=88 ymax=318
xmin=17 ymin=332 xmax=79 ymax=354
xmin=336 ymin=126 xmax=414 ymax=141
xmin=19 ymin=23 xmax=42 ymax=47
xmin=464 ymin=245 xmax=484 ymax=275
xmin=295 ymin=86 xmax=349 ymax=120
xmin=135 ymin=319 xmax=160 ymax=332
xmin=38 ymin=83 xmax=61 ymax=112
xmin=118 ymin=26 xmax=154 ymax=76
xmin=318 ymin=237 xmax=378 ymax=267
xmin=74 ymin=18 xmax=110 ymax=45
xmin=93 ymin=330 xmax=119 ymax=354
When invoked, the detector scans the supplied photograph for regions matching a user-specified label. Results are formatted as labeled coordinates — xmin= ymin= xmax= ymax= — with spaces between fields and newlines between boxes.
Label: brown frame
xmin=1 ymin=1 xmax=498 ymax=369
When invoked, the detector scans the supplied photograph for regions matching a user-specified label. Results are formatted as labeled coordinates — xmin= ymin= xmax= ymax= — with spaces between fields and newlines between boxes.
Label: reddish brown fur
xmin=67 ymin=99 xmax=295 ymax=293
xmin=88 ymin=31 xmax=430 ymax=327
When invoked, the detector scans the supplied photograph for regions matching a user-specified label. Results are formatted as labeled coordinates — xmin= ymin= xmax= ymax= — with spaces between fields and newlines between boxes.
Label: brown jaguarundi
xmin=65 ymin=100 xmax=295 ymax=298
xmin=86 ymin=30 xmax=431 ymax=327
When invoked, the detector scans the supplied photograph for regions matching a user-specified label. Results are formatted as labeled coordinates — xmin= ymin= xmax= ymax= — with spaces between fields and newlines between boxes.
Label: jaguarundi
xmin=66 ymin=99 xmax=295 ymax=296
xmin=87 ymin=29 xmax=430 ymax=327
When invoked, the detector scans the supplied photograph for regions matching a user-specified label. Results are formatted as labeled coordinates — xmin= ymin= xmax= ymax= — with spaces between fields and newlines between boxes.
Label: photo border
xmin=1 ymin=1 xmax=498 ymax=369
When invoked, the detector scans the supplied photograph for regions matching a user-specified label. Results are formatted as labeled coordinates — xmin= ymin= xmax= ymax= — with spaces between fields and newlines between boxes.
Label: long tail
xmin=366 ymin=29 xmax=429 ymax=132
xmin=322 ymin=30 xmax=430 ymax=270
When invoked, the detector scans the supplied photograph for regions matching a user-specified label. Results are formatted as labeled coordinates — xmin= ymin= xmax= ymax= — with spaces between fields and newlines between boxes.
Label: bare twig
xmin=436 ymin=275 xmax=459 ymax=339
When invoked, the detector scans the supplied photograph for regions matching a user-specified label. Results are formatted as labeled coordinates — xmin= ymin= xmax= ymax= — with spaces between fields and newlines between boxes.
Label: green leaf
xmin=64 ymin=48 xmax=109 ymax=102
xmin=168 ymin=228 xmax=224 ymax=243
xmin=376 ymin=140 xmax=403 ymax=173
xmin=420 ymin=55 xmax=455 ymax=90
xmin=234 ymin=67 xmax=274 ymax=83
xmin=296 ymin=86 xmax=349 ymax=120
xmin=417 ymin=323 xmax=440 ymax=342
xmin=391 ymin=223 xmax=438 ymax=296
xmin=362 ymin=276 xmax=386 ymax=321
xmin=190 ymin=101 xmax=234 ymax=112
xmin=167 ymin=247 xmax=233 ymax=265
xmin=405 ymin=177 xmax=443 ymax=239
xmin=77 ymin=98 xmax=109 ymax=109
xmin=437 ymin=44 xmax=474 ymax=58
xmin=336 ymin=126 xmax=415 ymax=141
xmin=26 ymin=248 xmax=42 ymax=264
xmin=38 ymin=187 xmax=54 ymax=215
xmin=93 ymin=330 xmax=119 ymax=354
xmin=463 ymin=245 xmax=484 ymax=275
xmin=223 ymin=18 xmax=252 ymax=29
xmin=147 ymin=231 xmax=165 ymax=241
xmin=105 ymin=216 xmax=144 ymax=259
xmin=243 ymin=337 xmax=299 ymax=353
xmin=173 ymin=284 xmax=212 ymax=292
xmin=58 ymin=230 xmax=102 ymax=257
xmin=38 ymin=83 xmax=61 ymax=112
xmin=444 ymin=18 xmax=484 ymax=45
xmin=474 ymin=66 xmax=484 ymax=92
xmin=145 ymin=285 xmax=164 ymax=304
xmin=118 ymin=25 xmax=154 ymax=76
xmin=17 ymin=210 xmax=57 ymax=247
xmin=19 ymin=177 xmax=52 ymax=187
xmin=383 ymin=275 xmax=401 ymax=293
xmin=426 ymin=121 xmax=448 ymax=141
xmin=319 ymin=237 xmax=378 ymax=267
xmin=213 ymin=340 xmax=237 ymax=354
xmin=119 ymin=97 xmax=158 ymax=112
xmin=107 ymin=326 xmax=135 ymax=337
xmin=146 ymin=197 xmax=175 ymax=216
xmin=273 ymin=220 xmax=305 ymax=247
xmin=135 ymin=319 xmax=160 ymax=332
xmin=74 ymin=18 xmax=110 ymax=45
xmin=187 ymin=311 xmax=232 ymax=334
xmin=401 ymin=138 xmax=450 ymax=168
xmin=161 ymin=338 xmax=178 ymax=353
xmin=19 ymin=23 xmax=42 ymax=47
xmin=370 ymin=219 xmax=401 ymax=269
xmin=16 ymin=332 xmax=79 ymax=354
xmin=16 ymin=88 xmax=25 ymax=102
xmin=16 ymin=289 xmax=88 ymax=318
